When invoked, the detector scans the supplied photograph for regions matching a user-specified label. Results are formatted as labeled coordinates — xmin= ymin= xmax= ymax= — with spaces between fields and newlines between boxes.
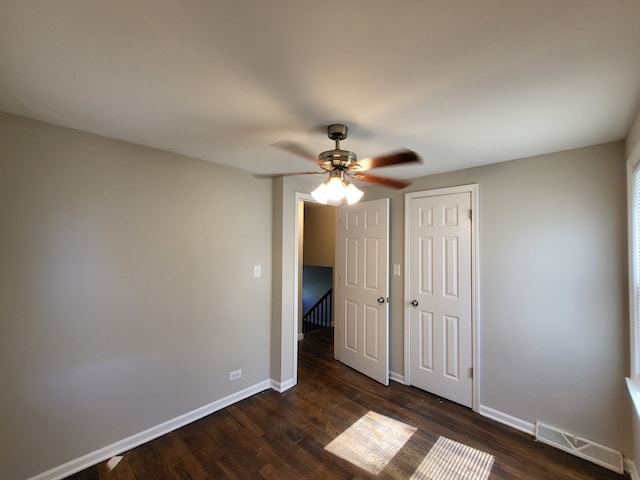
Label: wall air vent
xmin=535 ymin=421 xmax=623 ymax=474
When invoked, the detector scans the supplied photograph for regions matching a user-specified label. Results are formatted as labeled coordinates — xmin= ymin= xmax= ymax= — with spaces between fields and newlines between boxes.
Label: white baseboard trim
xmin=626 ymin=458 xmax=640 ymax=480
xmin=271 ymin=378 xmax=296 ymax=393
xmin=478 ymin=404 xmax=535 ymax=435
xmin=389 ymin=371 xmax=406 ymax=384
xmin=28 ymin=379 xmax=272 ymax=480
xmin=479 ymin=405 xmax=639 ymax=477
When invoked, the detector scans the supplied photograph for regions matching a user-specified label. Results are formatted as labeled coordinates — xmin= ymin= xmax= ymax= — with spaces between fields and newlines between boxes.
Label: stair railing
xmin=302 ymin=289 xmax=332 ymax=334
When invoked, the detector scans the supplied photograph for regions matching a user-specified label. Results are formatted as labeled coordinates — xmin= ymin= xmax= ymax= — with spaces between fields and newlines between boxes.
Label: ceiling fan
xmin=256 ymin=124 xmax=421 ymax=204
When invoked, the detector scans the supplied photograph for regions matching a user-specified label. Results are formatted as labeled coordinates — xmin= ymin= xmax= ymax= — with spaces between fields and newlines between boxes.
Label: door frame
xmin=293 ymin=192 xmax=315 ymax=386
xmin=292 ymin=192 xmax=340 ymax=385
xmin=404 ymin=184 xmax=480 ymax=411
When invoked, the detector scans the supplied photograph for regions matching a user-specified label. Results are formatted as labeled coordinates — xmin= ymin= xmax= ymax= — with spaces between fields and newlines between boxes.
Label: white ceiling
xmin=1 ymin=1 xmax=640 ymax=181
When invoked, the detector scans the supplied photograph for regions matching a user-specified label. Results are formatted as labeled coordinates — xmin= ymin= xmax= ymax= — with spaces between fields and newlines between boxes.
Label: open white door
xmin=335 ymin=198 xmax=390 ymax=385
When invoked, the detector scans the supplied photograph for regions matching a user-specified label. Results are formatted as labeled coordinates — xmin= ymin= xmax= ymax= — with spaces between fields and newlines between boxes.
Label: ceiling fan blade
xmin=272 ymin=141 xmax=321 ymax=165
xmin=253 ymin=171 xmax=324 ymax=179
xmin=350 ymin=149 xmax=420 ymax=171
xmin=351 ymin=172 xmax=411 ymax=189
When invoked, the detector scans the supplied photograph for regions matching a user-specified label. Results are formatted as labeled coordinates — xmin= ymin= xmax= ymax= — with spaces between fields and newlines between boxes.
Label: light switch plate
xmin=253 ymin=264 xmax=261 ymax=278
xmin=393 ymin=264 xmax=401 ymax=276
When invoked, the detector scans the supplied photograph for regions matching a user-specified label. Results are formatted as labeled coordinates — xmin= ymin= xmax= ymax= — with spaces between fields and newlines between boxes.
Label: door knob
xmin=377 ymin=297 xmax=385 ymax=304
xmin=411 ymin=300 xmax=419 ymax=307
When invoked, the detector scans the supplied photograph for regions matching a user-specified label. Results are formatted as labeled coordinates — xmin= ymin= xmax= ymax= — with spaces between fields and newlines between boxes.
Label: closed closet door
xmin=408 ymin=191 xmax=473 ymax=407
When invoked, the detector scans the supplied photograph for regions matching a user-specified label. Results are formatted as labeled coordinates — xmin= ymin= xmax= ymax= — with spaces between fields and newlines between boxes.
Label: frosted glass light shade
xmin=326 ymin=176 xmax=346 ymax=201
xmin=311 ymin=182 xmax=329 ymax=204
xmin=344 ymin=182 xmax=364 ymax=204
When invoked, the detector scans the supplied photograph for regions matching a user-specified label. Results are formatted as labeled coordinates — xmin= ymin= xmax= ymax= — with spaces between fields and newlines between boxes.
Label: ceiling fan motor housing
xmin=318 ymin=149 xmax=357 ymax=169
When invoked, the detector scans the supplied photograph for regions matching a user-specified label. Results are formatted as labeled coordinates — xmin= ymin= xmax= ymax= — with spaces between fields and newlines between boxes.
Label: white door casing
xmin=405 ymin=186 xmax=478 ymax=409
xmin=335 ymin=198 xmax=390 ymax=385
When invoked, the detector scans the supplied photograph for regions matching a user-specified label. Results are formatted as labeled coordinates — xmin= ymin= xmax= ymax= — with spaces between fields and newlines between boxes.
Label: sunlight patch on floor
xmin=410 ymin=436 xmax=494 ymax=480
xmin=324 ymin=411 xmax=417 ymax=475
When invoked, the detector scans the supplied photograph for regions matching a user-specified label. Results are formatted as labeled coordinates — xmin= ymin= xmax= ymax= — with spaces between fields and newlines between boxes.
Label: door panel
xmin=419 ymin=236 xmax=433 ymax=295
xmin=345 ymin=237 xmax=358 ymax=286
xmin=345 ymin=300 xmax=358 ymax=352
xmin=365 ymin=237 xmax=380 ymax=289
xmin=409 ymin=192 xmax=472 ymax=407
xmin=364 ymin=305 xmax=379 ymax=359
xmin=444 ymin=315 xmax=459 ymax=379
xmin=419 ymin=311 xmax=434 ymax=371
xmin=336 ymin=198 xmax=389 ymax=385
xmin=444 ymin=236 xmax=459 ymax=297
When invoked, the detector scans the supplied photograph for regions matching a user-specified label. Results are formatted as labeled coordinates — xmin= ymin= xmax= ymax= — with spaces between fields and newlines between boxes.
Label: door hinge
xmin=470 ymin=367 xmax=473 ymax=378
xmin=469 ymin=209 xmax=472 ymax=221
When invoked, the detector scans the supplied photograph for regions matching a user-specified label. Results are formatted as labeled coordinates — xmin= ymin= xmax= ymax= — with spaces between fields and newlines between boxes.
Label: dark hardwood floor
xmin=65 ymin=328 xmax=628 ymax=479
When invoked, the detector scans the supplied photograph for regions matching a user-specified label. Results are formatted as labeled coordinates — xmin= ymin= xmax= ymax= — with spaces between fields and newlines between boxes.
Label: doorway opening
xmin=298 ymin=201 xmax=337 ymax=343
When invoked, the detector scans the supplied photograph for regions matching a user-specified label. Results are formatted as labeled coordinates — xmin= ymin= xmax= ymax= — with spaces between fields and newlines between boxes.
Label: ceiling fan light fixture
xmin=326 ymin=175 xmax=347 ymax=201
xmin=311 ymin=181 xmax=330 ymax=204
xmin=344 ymin=181 xmax=364 ymax=205
xmin=310 ymin=172 xmax=364 ymax=205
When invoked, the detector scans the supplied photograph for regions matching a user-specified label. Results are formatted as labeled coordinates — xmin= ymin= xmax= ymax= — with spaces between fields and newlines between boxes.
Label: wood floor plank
xmin=64 ymin=328 xmax=628 ymax=480
xmin=125 ymin=442 xmax=175 ymax=479
xmin=174 ymin=421 xmax=230 ymax=479
xmin=151 ymin=431 xmax=209 ymax=480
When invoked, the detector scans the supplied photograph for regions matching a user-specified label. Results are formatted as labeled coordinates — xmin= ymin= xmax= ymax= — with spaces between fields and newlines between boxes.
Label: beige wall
xmin=0 ymin=112 xmax=273 ymax=480
xmin=627 ymin=107 xmax=640 ymax=160
xmin=271 ymin=176 xmax=313 ymax=386
xmin=627 ymin=106 xmax=640 ymax=474
xmin=303 ymin=204 xmax=336 ymax=267
xmin=364 ymin=142 xmax=631 ymax=455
